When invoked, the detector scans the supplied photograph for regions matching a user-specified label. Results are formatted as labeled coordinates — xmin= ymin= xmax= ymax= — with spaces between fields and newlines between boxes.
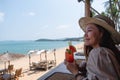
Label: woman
xmin=65 ymin=15 xmax=120 ymax=80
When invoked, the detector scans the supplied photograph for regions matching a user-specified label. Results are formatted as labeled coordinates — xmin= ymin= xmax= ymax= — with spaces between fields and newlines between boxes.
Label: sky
xmin=0 ymin=0 xmax=107 ymax=41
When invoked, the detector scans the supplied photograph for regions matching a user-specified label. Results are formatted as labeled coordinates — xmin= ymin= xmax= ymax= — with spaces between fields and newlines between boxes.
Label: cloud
xmin=28 ymin=12 xmax=36 ymax=16
xmin=0 ymin=12 xmax=5 ymax=22
xmin=56 ymin=25 xmax=70 ymax=29
xmin=43 ymin=25 xmax=49 ymax=28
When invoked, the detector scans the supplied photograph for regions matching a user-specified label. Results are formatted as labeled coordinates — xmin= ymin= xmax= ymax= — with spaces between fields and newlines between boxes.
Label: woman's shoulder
xmin=92 ymin=47 xmax=112 ymax=51
xmin=90 ymin=47 xmax=114 ymax=56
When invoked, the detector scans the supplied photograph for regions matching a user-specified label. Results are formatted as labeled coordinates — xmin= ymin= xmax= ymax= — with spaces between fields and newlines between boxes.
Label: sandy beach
xmin=0 ymin=42 xmax=84 ymax=80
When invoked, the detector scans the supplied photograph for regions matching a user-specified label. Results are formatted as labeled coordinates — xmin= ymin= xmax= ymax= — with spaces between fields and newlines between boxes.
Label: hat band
xmin=95 ymin=17 xmax=108 ymax=24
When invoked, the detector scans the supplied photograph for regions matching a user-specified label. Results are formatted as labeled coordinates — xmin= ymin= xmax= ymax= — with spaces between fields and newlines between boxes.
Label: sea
xmin=0 ymin=41 xmax=81 ymax=55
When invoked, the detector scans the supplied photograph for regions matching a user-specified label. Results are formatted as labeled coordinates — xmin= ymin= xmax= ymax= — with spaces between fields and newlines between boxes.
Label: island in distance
xmin=36 ymin=37 xmax=84 ymax=42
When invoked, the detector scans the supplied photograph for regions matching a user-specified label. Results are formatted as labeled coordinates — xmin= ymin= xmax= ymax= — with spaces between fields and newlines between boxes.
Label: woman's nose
xmin=84 ymin=32 xmax=88 ymax=37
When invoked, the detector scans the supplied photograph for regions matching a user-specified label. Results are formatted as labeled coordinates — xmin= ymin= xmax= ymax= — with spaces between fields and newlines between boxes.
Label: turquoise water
xmin=0 ymin=41 xmax=80 ymax=54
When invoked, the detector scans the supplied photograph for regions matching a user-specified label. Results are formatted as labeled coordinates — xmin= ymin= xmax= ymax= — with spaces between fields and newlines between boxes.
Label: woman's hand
xmin=64 ymin=60 xmax=79 ymax=75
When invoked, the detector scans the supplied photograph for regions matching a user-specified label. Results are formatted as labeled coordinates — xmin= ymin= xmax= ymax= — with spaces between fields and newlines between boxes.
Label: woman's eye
xmin=88 ymin=29 xmax=92 ymax=32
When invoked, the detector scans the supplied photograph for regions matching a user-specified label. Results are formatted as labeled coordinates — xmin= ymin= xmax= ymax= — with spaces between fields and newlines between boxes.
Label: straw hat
xmin=79 ymin=15 xmax=120 ymax=44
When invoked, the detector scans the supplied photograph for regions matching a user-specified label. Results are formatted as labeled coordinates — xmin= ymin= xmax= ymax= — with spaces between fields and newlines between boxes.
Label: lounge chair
xmin=11 ymin=68 xmax=24 ymax=80
xmin=0 ymin=75 xmax=4 ymax=80
xmin=37 ymin=49 xmax=56 ymax=70
xmin=30 ymin=49 xmax=56 ymax=70
xmin=38 ymin=60 xmax=56 ymax=70
xmin=7 ymin=64 xmax=15 ymax=74
xmin=30 ymin=62 xmax=39 ymax=69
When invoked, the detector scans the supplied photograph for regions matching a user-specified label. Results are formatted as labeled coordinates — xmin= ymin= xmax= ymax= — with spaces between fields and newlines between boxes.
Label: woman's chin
xmin=84 ymin=43 xmax=91 ymax=46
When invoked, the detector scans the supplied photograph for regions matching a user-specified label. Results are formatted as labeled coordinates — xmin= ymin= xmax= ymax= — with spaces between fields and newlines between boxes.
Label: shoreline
xmin=0 ymin=41 xmax=81 ymax=54
xmin=0 ymin=42 xmax=84 ymax=80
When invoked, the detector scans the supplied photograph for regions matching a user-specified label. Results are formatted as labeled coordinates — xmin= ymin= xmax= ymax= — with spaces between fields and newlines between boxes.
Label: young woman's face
xmin=84 ymin=23 xmax=102 ymax=48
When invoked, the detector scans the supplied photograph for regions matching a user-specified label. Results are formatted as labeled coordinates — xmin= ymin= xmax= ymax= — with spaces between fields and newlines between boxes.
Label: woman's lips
xmin=84 ymin=38 xmax=90 ymax=41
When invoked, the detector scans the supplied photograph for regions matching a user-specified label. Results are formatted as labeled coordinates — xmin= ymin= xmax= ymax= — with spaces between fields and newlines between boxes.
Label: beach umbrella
xmin=0 ymin=52 xmax=25 ymax=69
xmin=0 ymin=53 xmax=13 ymax=69
xmin=0 ymin=53 xmax=13 ymax=62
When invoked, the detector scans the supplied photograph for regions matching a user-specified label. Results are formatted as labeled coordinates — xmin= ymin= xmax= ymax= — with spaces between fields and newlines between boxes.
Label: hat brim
xmin=79 ymin=17 xmax=120 ymax=44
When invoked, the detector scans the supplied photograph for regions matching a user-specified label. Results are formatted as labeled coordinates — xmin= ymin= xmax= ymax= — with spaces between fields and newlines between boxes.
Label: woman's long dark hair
xmin=84 ymin=24 xmax=120 ymax=64
xmin=97 ymin=24 xmax=120 ymax=64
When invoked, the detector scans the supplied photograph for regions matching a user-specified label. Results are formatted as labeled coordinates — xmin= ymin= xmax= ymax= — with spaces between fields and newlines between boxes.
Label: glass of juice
xmin=65 ymin=49 xmax=74 ymax=63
